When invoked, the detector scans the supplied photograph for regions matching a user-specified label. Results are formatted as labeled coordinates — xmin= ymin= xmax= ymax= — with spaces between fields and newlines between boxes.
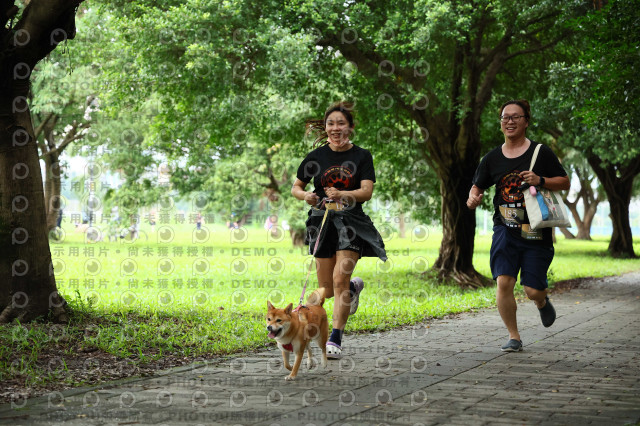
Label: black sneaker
xmin=538 ymin=296 xmax=556 ymax=328
xmin=501 ymin=339 xmax=523 ymax=352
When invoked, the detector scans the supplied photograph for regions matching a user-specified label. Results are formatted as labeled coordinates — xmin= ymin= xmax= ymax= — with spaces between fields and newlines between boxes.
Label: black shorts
xmin=307 ymin=219 xmax=363 ymax=258
xmin=490 ymin=225 xmax=554 ymax=290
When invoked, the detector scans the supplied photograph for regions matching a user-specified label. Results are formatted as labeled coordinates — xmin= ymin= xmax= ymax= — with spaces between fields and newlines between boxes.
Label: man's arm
xmin=519 ymin=171 xmax=570 ymax=191
xmin=466 ymin=185 xmax=485 ymax=209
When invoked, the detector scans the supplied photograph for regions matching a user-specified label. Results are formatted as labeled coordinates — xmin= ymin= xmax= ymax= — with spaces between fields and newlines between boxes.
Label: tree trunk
xmin=562 ymin=165 xmax=602 ymax=241
xmin=578 ymin=199 xmax=599 ymax=240
xmin=575 ymin=206 xmax=595 ymax=240
xmin=43 ymin=150 xmax=62 ymax=232
xmin=607 ymin=194 xmax=634 ymax=257
xmin=432 ymin=154 xmax=492 ymax=289
xmin=565 ymin=202 xmax=593 ymax=240
xmin=0 ymin=0 xmax=83 ymax=323
xmin=588 ymin=155 xmax=640 ymax=258
xmin=398 ymin=212 xmax=406 ymax=238
xmin=0 ymin=107 xmax=68 ymax=322
xmin=558 ymin=227 xmax=575 ymax=239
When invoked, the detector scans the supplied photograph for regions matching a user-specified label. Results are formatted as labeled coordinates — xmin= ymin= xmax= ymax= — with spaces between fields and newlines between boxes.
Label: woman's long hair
xmin=305 ymin=101 xmax=355 ymax=148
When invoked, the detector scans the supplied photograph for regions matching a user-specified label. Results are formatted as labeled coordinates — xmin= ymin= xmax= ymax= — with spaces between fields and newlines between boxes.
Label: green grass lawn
xmin=1 ymin=221 xmax=639 ymax=395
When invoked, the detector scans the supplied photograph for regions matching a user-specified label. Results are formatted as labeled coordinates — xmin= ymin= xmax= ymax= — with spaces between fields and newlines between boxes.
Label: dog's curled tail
xmin=306 ymin=288 xmax=326 ymax=307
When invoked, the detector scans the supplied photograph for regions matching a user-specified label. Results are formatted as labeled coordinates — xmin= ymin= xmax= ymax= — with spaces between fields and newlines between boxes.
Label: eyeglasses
xmin=500 ymin=115 xmax=526 ymax=123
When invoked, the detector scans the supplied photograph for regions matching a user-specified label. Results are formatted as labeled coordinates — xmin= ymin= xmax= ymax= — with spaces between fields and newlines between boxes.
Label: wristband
xmin=539 ymin=176 xmax=545 ymax=187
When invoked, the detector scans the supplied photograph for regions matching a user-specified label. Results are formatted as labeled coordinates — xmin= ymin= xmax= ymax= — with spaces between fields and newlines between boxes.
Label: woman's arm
xmin=291 ymin=178 xmax=320 ymax=206
xmin=324 ymin=180 xmax=374 ymax=204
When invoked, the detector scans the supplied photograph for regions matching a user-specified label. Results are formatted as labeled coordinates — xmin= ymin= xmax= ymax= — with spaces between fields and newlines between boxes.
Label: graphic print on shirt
xmin=497 ymin=171 xmax=542 ymax=240
xmin=321 ymin=165 xmax=353 ymax=190
xmin=500 ymin=171 xmax=523 ymax=204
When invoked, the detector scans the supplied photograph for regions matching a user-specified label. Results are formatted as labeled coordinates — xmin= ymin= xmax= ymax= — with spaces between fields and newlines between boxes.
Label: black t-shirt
xmin=296 ymin=143 xmax=376 ymax=216
xmin=473 ymin=140 xmax=567 ymax=245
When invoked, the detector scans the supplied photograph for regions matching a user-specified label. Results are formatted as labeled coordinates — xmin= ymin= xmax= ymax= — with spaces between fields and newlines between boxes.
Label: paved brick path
xmin=2 ymin=273 xmax=639 ymax=425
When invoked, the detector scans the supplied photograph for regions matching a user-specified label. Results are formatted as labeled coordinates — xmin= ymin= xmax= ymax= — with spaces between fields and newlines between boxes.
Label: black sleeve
xmin=360 ymin=150 xmax=376 ymax=183
xmin=537 ymin=145 xmax=567 ymax=178
xmin=296 ymin=153 xmax=320 ymax=184
xmin=472 ymin=153 xmax=493 ymax=190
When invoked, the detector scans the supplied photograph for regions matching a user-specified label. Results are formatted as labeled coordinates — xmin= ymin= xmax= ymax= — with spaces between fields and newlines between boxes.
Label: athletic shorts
xmin=490 ymin=225 xmax=554 ymax=290
xmin=308 ymin=220 xmax=363 ymax=258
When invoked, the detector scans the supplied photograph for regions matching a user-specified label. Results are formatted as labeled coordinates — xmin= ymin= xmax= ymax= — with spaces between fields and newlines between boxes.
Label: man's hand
xmin=467 ymin=185 xmax=484 ymax=210
xmin=519 ymin=170 xmax=540 ymax=186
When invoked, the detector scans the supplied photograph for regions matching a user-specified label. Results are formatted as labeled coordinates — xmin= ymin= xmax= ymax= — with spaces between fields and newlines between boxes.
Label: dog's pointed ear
xmin=267 ymin=301 xmax=275 ymax=310
xmin=284 ymin=303 xmax=293 ymax=315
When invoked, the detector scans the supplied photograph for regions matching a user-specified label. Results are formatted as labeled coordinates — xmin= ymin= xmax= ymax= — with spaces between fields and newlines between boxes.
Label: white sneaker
xmin=349 ymin=277 xmax=364 ymax=315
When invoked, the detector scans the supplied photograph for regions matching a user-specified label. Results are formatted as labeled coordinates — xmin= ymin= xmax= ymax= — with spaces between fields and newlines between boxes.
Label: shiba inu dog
xmin=266 ymin=288 xmax=328 ymax=380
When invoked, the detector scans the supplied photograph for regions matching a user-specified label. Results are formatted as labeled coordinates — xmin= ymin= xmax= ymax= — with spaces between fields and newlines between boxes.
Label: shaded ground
xmin=0 ymin=342 xmax=200 ymax=406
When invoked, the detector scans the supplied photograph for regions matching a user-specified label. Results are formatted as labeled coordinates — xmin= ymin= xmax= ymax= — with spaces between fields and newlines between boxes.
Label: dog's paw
xmin=321 ymin=359 xmax=327 ymax=369
xmin=306 ymin=360 xmax=314 ymax=370
xmin=284 ymin=374 xmax=296 ymax=381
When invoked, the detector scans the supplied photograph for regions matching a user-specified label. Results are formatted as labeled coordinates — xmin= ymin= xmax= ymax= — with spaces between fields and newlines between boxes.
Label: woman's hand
xmin=324 ymin=187 xmax=342 ymax=201
xmin=304 ymin=191 xmax=320 ymax=206
xmin=292 ymin=179 xmax=319 ymax=205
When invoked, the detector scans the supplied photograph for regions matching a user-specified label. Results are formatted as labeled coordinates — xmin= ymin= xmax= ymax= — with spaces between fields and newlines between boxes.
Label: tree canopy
xmin=544 ymin=0 xmax=640 ymax=257
xmin=90 ymin=0 xmax=591 ymax=286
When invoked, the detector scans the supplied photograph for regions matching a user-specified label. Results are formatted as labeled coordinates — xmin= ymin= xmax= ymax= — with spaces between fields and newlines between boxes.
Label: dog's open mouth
xmin=267 ymin=328 xmax=282 ymax=339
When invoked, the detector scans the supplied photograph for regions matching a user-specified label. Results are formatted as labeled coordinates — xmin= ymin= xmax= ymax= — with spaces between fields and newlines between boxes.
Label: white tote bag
xmin=523 ymin=144 xmax=571 ymax=230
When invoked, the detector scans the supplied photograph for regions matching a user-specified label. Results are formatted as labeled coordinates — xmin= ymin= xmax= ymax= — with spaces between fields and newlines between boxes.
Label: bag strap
xmin=529 ymin=143 xmax=542 ymax=171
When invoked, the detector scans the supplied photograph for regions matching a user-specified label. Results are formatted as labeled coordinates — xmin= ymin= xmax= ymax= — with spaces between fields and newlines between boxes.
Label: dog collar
xmin=281 ymin=343 xmax=293 ymax=352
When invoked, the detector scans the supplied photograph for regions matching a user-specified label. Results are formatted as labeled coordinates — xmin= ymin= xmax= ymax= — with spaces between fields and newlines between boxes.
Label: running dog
xmin=266 ymin=288 xmax=328 ymax=380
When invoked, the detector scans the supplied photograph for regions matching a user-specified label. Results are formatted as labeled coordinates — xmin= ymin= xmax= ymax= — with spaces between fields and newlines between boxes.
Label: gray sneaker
xmin=349 ymin=277 xmax=364 ymax=315
xmin=501 ymin=339 xmax=523 ymax=352
xmin=538 ymin=296 xmax=556 ymax=328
